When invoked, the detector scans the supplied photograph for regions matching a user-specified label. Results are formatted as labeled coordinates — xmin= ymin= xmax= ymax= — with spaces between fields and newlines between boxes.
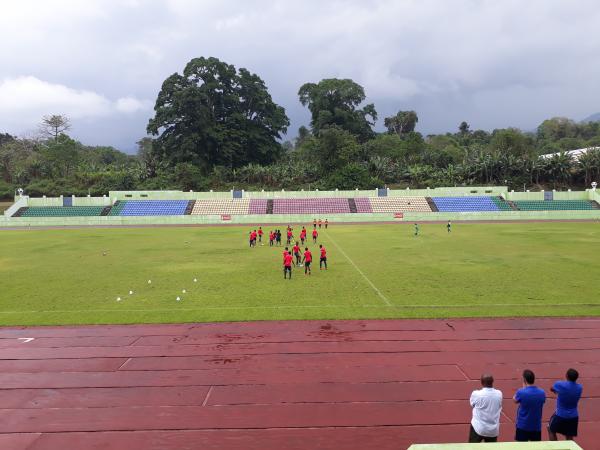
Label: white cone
xmin=182 ymin=289 xmax=186 ymax=294
xmin=176 ymin=296 xmax=181 ymax=301
xmin=116 ymin=297 xmax=121 ymax=302
xmin=129 ymin=290 xmax=133 ymax=295
xmin=193 ymin=278 xmax=197 ymax=282
xmin=148 ymin=280 xmax=152 ymax=284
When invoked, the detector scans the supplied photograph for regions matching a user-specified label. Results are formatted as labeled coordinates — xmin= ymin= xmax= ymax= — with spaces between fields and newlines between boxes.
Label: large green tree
xmin=147 ymin=57 xmax=289 ymax=171
xmin=384 ymin=110 xmax=418 ymax=136
xmin=298 ymin=78 xmax=377 ymax=141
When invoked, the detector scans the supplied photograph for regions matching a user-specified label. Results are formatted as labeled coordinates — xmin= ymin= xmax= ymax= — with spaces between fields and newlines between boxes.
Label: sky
xmin=1 ymin=0 xmax=600 ymax=153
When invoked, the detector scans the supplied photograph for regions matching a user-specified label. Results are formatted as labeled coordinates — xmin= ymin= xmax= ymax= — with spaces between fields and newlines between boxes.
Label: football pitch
xmin=1 ymin=222 xmax=599 ymax=326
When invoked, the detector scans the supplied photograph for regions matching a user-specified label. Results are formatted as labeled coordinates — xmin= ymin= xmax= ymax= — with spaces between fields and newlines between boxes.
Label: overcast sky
xmin=1 ymin=0 xmax=599 ymax=152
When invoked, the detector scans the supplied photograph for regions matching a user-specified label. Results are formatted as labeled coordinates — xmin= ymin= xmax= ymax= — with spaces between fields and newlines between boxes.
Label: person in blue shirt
xmin=548 ymin=368 xmax=583 ymax=441
xmin=513 ymin=369 xmax=546 ymax=441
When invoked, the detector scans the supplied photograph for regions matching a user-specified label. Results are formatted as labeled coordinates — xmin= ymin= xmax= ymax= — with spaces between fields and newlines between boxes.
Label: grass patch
xmin=1 ymin=222 xmax=599 ymax=325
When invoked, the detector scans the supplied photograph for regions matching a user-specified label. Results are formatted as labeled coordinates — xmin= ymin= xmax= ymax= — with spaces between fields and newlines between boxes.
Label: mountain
xmin=581 ymin=112 xmax=600 ymax=123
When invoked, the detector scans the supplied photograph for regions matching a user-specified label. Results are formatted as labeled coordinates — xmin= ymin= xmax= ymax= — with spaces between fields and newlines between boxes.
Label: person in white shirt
xmin=469 ymin=374 xmax=503 ymax=442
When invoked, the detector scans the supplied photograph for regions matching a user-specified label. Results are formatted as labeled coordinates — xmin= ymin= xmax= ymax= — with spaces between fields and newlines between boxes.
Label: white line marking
xmin=325 ymin=231 xmax=392 ymax=306
xmin=17 ymin=337 xmax=35 ymax=343
xmin=202 ymin=386 xmax=214 ymax=406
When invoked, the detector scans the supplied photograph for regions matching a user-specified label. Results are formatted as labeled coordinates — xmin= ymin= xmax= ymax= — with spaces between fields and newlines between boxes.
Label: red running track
xmin=0 ymin=318 xmax=598 ymax=450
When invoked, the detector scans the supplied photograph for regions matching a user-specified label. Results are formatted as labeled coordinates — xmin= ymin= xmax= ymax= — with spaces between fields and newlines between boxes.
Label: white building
xmin=540 ymin=147 xmax=599 ymax=160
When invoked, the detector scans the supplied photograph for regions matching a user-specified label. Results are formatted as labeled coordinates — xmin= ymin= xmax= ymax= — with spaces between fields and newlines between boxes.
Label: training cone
xmin=193 ymin=278 xmax=197 ymax=282
xmin=148 ymin=280 xmax=152 ymax=284
xmin=129 ymin=290 xmax=133 ymax=295
xmin=176 ymin=296 xmax=181 ymax=301
xmin=116 ymin=297 xmax=121 ymax=302
xmin=182 ymin=289 xmax=186 ymax=294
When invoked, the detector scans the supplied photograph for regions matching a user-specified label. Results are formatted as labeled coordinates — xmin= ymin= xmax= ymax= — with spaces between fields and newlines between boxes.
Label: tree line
xmin=1 ymin=56 xmax=600 ymax=200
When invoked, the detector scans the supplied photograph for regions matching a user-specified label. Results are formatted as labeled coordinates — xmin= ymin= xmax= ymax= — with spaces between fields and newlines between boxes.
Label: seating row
xmin=12 ymin=197 xmax=597 ymax=217
xmin=513 ymin=200 xmax=595 ymax=211
xmin=19 ymin=206 xmax=105 ymax=217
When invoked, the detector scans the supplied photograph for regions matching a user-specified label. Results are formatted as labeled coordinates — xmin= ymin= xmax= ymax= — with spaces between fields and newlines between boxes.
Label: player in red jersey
xmin=283 ymin=250 xmax=293 ymax=279
xmin=319 ymin=244 xmax=327 ymax=270
xmin=313 ymin=218 xmax=317 ymax=228
xmin=258 ymin=227 xmax=264 ymax=244
xmin=286 ymin=228 xmax=293 ymax=245
xmin=312 ymin=228 xmax=318 ymax=243
xmin=302 ymin=247 xmax=312 ymax=275
xmin=249 ymin=230 xmax=256 ymax=247
xmin=269 ymin=230 xmax=275 ymax=247
xmin=318 ymin=219 xmax=322 ymax=229
xmin=292 ymin=242 xmax=301 ymax=266
xmin=300 ymin=227 xmax=307 ymax=245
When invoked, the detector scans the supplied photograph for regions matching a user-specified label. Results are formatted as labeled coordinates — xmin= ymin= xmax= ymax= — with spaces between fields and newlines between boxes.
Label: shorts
xmin=549 ymin=414 xmax=578 ymax=437
xmin=320 ymin=257 xmax=327 ymax=262
xmin=468 ymin=425 xmax=497 ymax=443
xmin=284 ymin=266 xmax=292 ymax=272
xmin=515 ymin=428 xmax=541 ymax=442
xmin=305 ymin=261 xmax=311 ymax=267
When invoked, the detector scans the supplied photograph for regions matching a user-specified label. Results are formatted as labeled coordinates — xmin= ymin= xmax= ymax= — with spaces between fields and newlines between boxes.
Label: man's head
xmin=285 ymin=247 xmax=288 ymax=251
xmin=523 ymin=369 xmax=535 ymax=385
xmin=566 ymin=368 xmax=579 ymax=382
xmin=319 ymin=244 xmax=322 ymax=249
xmin=305 ymin=247 xmax=309 ymax=251
xmin=481 ymin=374 xmax=494 ymax=388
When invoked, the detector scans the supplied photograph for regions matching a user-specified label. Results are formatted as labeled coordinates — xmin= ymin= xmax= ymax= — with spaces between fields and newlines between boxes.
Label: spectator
xmin=548 ymin=368 xmax=582 ymax=441
xmin=514 ymin=369 xmax=546 ymax=442
xmin=469 ymin=374 xmax=503 ymax=443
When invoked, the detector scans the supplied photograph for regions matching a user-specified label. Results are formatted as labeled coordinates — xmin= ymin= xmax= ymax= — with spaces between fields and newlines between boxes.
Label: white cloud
xmin=0 ymin=76 xmax=150 ymax=136
xmin=115 ymin=97 xmax=151 ymax=114
xmin=0 ymin=76 xmax=112 ymax=119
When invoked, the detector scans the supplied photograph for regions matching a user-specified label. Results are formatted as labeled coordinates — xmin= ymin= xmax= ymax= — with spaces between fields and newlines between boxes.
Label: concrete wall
xmin=3 ymin=197 xmax=27 ymax=217
xmin=108 ymin=186 xmax=509 ymax=201
xmin=72 ymin=196 xmax=111 ymax=206
xmin=507 ymin=190 xmax=591 ymax=201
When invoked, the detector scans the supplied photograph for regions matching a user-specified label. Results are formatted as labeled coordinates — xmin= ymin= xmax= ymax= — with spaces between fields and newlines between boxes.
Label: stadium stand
xmin=369 ymin=197 xmax=432 ymax=213
xmin=191 ymin=199 xmax=251 ymax=215
xmin=272 ymin=198 xmax=351 ymax=214
xmin=492 ymin=196 xmax=514 ymax=211
xmin=19 ymin=206 xmax=105 ymax=217
xmin=513 ymin=200 xmax=596 ymax=211
xmin=354 ymin=198 xmax=373 ymax=213
xmin=431 ymin=196 xmax=501 ymax=212
xmin=249 ymin=199 xmax=269 ymax=214
xmin=110 ymin=200 xmax=188 ymax=216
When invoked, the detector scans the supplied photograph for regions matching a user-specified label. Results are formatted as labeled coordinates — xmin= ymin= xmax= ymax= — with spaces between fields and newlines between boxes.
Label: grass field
xmin=1 ymin=222 xmax=600 ymax=326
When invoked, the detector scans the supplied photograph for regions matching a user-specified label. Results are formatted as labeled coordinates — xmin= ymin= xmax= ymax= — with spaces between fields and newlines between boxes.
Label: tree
xmin=384 ymin=110 xmax=418 ymax=136
xmin=490 ymin=128 xmax=535 ymax=159
xmin=0 ymin=133 xmax=14 ymax=146
xmin=39 ymin=115 xmax=71 ymax=141
xmin=459 ymin=121 xmax=470 ymax=135
xmin=147 ymin=56 xmax=289 ymax=171
xmin=298 ymin=78 xmax=377 ymax=141
xmin=42 ymin=134 xmax=80 ymax=178
xmin=306 ymin=126 xmax=361 ymax=172
xmin=537 ymin=117 xmax=579 ymax=141
xmin=296 ymin=125 xmax=311 ymax=147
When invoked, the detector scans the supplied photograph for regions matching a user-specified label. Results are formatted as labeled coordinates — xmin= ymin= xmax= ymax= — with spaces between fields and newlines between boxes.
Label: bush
xmin=0 ymin=180 xmax=15 ymax=200
xmin=324 ymin=163 xmax=381 ymax=190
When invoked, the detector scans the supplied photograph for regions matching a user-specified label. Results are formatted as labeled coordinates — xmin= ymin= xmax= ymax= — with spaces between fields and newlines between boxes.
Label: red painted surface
xmin=0 ymin=318 xmax=598 ymax=449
